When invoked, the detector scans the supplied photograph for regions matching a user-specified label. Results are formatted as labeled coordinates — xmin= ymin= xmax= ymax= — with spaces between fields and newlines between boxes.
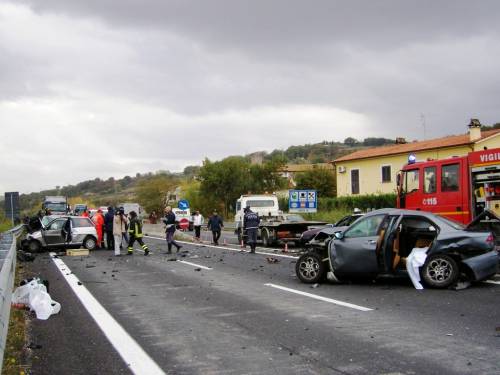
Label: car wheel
xmin=28 ymin=240 xmax=42 ymax=253
xmin=421 ymin=254 xmax=459 ymax=288
xmin=296 ymin=252 xmax=326 ymax=283
xmin=262 ymin=230 xmax=270 ymax=247
xmin=83 ymin=236 xmax=97 ymax=250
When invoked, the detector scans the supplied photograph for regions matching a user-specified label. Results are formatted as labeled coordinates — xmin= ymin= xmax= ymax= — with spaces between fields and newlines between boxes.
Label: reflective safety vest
xmin=128 ymin=218 xmax=143 ymax=238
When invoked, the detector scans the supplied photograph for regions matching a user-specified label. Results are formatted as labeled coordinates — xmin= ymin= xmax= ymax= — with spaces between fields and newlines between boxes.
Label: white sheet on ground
xmin=406 ymin=247 xmax=429 ymax=290
xmin=12 ymin=278 xmax=61 ymax=319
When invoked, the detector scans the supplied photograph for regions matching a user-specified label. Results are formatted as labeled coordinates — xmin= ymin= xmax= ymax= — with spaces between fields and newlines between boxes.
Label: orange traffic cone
xmin=282 ymin=242 xmax=288 ymax=253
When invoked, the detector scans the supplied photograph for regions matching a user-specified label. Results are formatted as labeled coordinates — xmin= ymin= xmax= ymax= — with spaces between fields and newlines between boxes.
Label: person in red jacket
xmin=92 ymin=209 xmax=105 ymax=248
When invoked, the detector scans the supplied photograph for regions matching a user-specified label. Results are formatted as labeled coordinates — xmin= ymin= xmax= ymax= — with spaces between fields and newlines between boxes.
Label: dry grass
xmin=2 ymin=265 xmax=31 ymax=375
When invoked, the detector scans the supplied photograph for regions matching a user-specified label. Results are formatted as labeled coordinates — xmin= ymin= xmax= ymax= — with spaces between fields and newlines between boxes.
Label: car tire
xmin=262 ymin=229 xmax=270 ymax=247
xmin=421 ymin=254 xmax=459 ymax=288
xmin=28 ymin=240 xmax=42 ymax=253
xmin=83 ymin=236 xmax=97 ymax=251
xmin=296 ymin=252 xmax=326 ymax=283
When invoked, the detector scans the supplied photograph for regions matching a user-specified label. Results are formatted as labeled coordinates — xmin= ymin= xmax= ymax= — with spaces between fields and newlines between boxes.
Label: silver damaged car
xmin=23 ymin=216 xmax=98 ymax=252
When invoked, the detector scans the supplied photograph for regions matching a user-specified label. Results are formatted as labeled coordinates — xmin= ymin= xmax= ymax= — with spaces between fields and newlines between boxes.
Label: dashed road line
xmin=50 ymin=253 xmax=165 ymax=375
xmin=484 ymin=280 xmax=500 ymax=285
xmin=264 ymin=283 xmax=373 ymax=312
xmin=144 ymin=235 xmax=298 ymax=259
xmin=177 ymin=260 xmax=212 ymax=270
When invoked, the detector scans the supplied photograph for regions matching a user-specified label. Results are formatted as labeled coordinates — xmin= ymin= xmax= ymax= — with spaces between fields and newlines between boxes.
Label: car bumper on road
xmin=462 ymin=250 xmax=499 ymax=281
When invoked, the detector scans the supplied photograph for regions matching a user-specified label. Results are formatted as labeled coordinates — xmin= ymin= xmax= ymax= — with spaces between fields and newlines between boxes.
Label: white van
xmin=118 ymin=203 xmax=144 ymax=218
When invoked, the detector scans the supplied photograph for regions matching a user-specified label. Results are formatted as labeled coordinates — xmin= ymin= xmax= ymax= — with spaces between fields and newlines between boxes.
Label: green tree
xmin=295 ymin=167 xmax=337 ymax=197
xmin=136 ymin=175 xmax=179 ymax=214
xmin=198 ymin=156 xmax=286 ymax=216
xmin=198 ymin=157 xmax=249 ymax=216
xmin=183 ymin=165 xmax=201 ymax=178
xmin=362 ymin=137 xmax=394 ymax=147
xmin=344 ymin=137 xmax=359 ymax=147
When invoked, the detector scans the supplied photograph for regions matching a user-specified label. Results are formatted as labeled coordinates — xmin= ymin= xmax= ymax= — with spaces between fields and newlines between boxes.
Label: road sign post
xmin=4 ymin=192 xmax=20 ymax=226
xmin=288 ymin=190 xmax=318 ymax=213
xmin=178 ymin=200 xmax=190 ymax=210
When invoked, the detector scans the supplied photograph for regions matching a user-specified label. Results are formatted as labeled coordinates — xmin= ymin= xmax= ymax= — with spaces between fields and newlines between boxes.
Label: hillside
xmin=17 ymin=137 xmax=395 ymax=213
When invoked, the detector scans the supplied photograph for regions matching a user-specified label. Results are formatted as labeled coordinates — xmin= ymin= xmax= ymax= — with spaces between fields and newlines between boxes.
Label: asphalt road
xmin=22 ymin=236 xmax=500 ymax=375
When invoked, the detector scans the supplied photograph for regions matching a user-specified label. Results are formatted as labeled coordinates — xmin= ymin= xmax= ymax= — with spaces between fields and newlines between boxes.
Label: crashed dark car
xmin=299 ymin=213 xmax=364 ymax=246
xmin=296 ymin=209 xmax=499 ymax=288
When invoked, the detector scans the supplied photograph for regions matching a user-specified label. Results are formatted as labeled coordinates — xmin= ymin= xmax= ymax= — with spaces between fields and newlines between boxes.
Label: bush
xmin=320 ymin=193 xmax=397 ymax=211
xmin=280 ymin=193 xmax=397 ymax=213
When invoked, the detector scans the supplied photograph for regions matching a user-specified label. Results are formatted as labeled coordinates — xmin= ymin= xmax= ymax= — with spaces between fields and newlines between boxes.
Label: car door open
xmin=329 ymin=214 xmax=387 ymax=276
xmin=43 ymin=218 xmax=67 ymax=246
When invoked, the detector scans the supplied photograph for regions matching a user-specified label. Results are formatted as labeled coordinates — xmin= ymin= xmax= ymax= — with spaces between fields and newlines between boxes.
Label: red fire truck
xmin=397 ymin=148 xmax=500 ymax=224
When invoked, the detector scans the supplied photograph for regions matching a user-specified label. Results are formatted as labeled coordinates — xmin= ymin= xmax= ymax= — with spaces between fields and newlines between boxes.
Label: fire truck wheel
xmin=421 ymin=254 xmax=459 ymax=288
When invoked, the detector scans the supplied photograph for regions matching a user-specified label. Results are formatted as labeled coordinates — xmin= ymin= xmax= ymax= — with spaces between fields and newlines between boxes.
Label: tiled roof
xmin=334 ymin=129 xmax=500 ymax=163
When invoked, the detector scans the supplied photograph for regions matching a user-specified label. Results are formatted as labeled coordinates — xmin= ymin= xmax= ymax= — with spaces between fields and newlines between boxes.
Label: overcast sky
xmin=1 ymin=0 xmax=500 ymax=194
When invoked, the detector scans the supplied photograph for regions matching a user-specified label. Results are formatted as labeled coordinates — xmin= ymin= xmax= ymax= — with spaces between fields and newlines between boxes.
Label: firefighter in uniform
xmin=127 ymin=211 xmax=149 ymax=256
xmin=243 ymin=206 xmax=260 ymax=253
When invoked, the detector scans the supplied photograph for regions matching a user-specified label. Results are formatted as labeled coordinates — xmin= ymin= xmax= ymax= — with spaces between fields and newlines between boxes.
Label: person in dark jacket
xmin=243 ymin=206 xmax=260 ymax=253
xmin=162 ymin=206 xmax=182 ymax=253
xmin=207 ymin=210 xmax=224 ymax=245
xmin=127 ymin=211 xmax=149 ymax=255
xmin=104 ymin=206 xmax=115 ymax=250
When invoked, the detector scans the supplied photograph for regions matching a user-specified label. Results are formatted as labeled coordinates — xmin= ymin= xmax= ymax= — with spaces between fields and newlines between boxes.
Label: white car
xmin=23 ymin=216 xmax=98 ymax=252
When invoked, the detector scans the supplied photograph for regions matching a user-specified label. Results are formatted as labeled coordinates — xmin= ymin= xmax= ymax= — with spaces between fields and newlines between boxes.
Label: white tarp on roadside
xmin=12 ymin=278 xmax=61 ymax=319
xmin=406 ymin=247 xmax=429 ymax=290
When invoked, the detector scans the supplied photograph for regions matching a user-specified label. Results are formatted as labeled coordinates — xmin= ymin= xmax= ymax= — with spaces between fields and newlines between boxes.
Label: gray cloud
xmin=1 ymin=1 xmax=500 ymax=194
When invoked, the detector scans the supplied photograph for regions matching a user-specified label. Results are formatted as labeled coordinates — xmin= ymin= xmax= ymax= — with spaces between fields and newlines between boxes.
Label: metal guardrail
xmin=0 ymin=225 xmax=25 ymax=371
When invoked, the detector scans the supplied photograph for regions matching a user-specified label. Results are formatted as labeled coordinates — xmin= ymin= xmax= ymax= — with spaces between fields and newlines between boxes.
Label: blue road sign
xmin=178 ymin=199 xmax=190 ymax=210
xmin=288 ymin=190 xmax=317 ymax=213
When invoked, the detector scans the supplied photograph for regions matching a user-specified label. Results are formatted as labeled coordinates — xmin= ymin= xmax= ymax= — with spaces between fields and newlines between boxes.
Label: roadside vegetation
xmin=1 ymin=264 xmax=30 ymax=375
xmin=0 ymin=210 xmax=13 ymax=232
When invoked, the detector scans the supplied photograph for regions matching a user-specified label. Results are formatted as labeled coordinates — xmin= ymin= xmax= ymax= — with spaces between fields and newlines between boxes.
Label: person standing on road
xmin=243 ymin=206 xmax=260 ymax=253
xmin=92 ymin=209 xmax=105 ymax=248
xmin=193 ymin=210 xmax=204 ymax=242
xmin=163 ymin=206 xmax=182 ymax=253
xmin=118 ymin=207 xmax=129 ymax=248
xmin=104 ymin=206 xmax=115 ymax=250
xmin=127 ymin=211 xmax=149 ymax=255
xmin=113 ymin=209 xmax=127 ymax=256
xmin=208 ymin=210 xmax=224 ymax=245
xmin=149 ymin=211 xmax=158 ymax=224
xmin=82 ymin=209 xmax=89 ymax=218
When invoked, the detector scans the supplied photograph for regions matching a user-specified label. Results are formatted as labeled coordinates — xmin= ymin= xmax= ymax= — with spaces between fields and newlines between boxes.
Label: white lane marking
xmin=145 ymin=235 xmax=298 ymax=259
xmin=177 ymin=260 xmax=212 ymax=270
xmin=49 ymin=253 xmax=165 ymax=375
xmin=264 ymin=283 xmax=373 ymax=312
xmin=484 ymin=280 xmax=500 ymax=285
